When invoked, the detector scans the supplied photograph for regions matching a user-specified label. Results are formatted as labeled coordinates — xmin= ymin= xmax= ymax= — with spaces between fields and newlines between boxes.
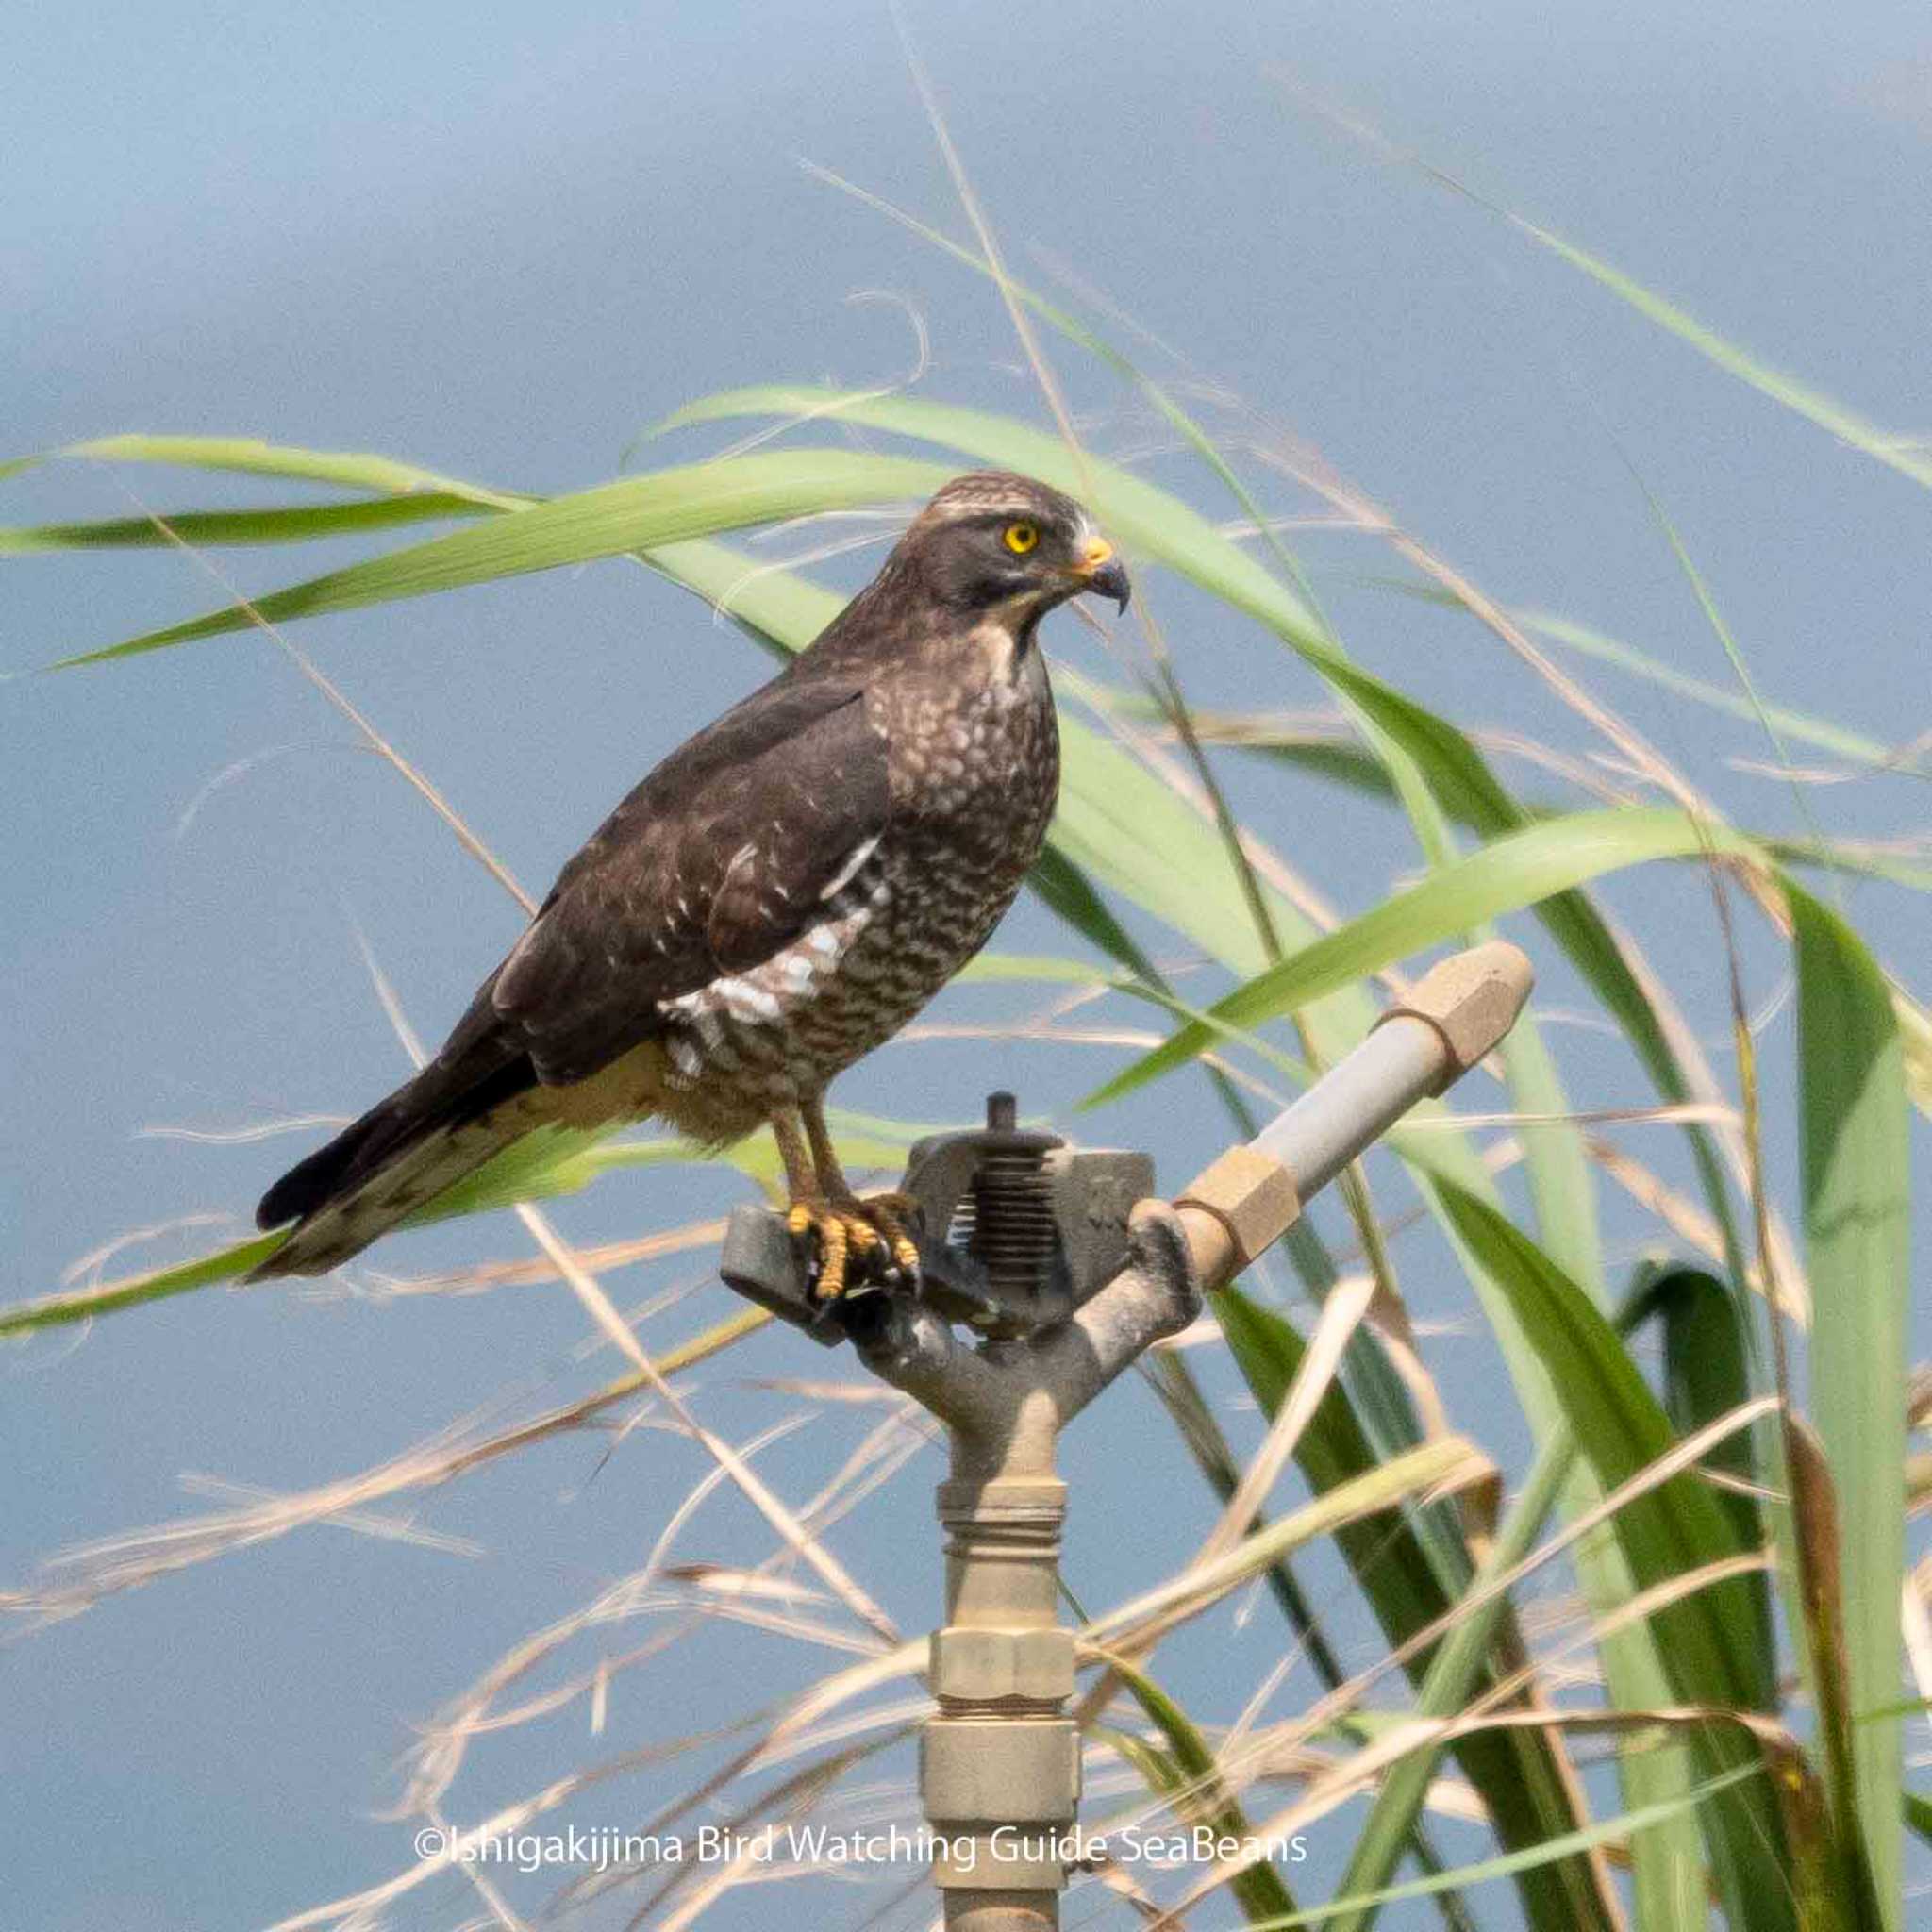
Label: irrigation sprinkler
xmin=718 ymin=941 xmax=1535 ymax=1929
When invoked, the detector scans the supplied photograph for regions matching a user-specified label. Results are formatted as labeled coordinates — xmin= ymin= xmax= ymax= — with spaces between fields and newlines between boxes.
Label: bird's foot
xmin=786 ymin=1192 xmax=923 ymax=1302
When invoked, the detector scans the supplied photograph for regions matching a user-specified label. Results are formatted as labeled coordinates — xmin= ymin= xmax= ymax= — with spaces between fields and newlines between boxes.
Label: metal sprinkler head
xmin=709 ymin=942 xmax=1537 ymax=1932
xmin=719 ymin=1091 xmax=1153 ymax=1345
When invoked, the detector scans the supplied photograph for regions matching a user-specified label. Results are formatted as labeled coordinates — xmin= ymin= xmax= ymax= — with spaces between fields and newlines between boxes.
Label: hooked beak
xmin=1073 ymin=536 xmax=1131 ymax=614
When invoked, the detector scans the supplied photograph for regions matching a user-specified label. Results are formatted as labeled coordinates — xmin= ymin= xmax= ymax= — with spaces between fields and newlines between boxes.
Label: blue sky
xmin=5 ymin=5 xmax=1929 ymax=1926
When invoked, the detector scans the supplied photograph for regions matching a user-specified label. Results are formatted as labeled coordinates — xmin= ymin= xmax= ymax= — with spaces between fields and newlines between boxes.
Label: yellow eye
xmin=1003 ymin=521 xmax=1040 ymax=555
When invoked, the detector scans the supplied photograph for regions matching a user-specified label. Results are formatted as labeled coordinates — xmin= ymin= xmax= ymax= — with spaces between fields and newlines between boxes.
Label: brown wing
xmin=490 ymin=674 xmax=890 ymax=1083
xmin=257 ymin=671 xmax=888 ymax=1237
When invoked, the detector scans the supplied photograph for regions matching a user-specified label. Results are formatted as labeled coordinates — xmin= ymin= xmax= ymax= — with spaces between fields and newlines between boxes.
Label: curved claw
xmin=787 ymin=1194 xmax=922 ymax=1302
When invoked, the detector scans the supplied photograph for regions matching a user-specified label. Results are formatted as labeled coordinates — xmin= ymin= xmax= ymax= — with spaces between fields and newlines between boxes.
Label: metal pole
xmin=859 ymin=1218 xmax=1203 ymax=1929
xmin=924 ymin=1462 xmax=1074 ymax=1929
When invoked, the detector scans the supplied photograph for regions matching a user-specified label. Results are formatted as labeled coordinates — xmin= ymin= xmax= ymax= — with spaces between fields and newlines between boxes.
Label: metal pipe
xmin=1174 ymin=941 xmax=1533 ymax=1291
xmin=1250 ymin=1012 xmax=1447 ymax=1204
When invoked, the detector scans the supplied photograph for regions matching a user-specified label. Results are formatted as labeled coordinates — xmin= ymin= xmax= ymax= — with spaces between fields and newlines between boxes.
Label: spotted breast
xmin=651 ymin=630 xmax=1060 ymax=1144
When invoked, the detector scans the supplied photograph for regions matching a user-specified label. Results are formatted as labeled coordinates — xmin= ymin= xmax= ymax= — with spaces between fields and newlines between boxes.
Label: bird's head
xmin=900 ymin=471 xmax=1131 ymax=625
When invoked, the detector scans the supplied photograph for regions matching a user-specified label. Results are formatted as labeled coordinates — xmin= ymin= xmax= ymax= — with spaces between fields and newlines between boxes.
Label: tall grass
xmin=4 ymin=157 xmax=1924 ymax=1932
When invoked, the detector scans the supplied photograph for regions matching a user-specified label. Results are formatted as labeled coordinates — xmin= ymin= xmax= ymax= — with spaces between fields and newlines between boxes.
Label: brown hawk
xmin=251 ymin=472 xmax=1129 ymax=1295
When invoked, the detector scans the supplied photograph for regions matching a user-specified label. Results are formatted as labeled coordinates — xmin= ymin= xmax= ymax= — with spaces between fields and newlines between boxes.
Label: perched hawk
xmin=252 ymin=472 xmax=1129 ymax=1293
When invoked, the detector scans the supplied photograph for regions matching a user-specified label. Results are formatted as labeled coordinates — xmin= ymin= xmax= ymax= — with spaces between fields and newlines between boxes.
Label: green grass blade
xmin=1792 ymin=885 xmax=1912 ymax=1926
xmin=0 ymin=1234 xmax=290 ymax=1335
xmin=1758 ymin=841 xmax=1932 ymax=895
xmin=47 ymin=451 xmax=954 ymax=667
xmin=1089 ymin=808 xmax=1758 ymax=1105
xmin=1070 ymin=665 xmax=1749 ymax=1281
xmin=1101 ymin=1657 xmax=1300 ymax=1924
xmin=1622 ymin=1264 xmax=1777 ymax=1707
xmin=1432 ymin=1181 xmax=1794 ymax=1928
xmin=1214 ymin=1286 xmax=1613 ymax=1932
xmin=1480 ymin=969 xmax=1710 ymax=1927
xmin=1166 ymin=702 xmax=1930 ymax=892
xmin=0 ymin=494 xmax=496 ymax=553
xmin=1324 ymin=1437 xmax=1631 ymax=1932
xmin=1905 ymin=1790 xmax=1932 ymax=1851
xmin=1243 ymin=1761 xmax=1774 ymax=1932
xmin=954 ymin=948 xmax=1124 ymax=989
xmin=1022 ymin=842 xmax=1164 ymax=985
xmin=0 ymin=432 xmax=515 ymax=504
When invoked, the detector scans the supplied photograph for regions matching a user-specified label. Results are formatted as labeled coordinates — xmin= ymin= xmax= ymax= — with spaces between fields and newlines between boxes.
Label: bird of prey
xmin=252 ymin=471 xmax=1129 ymax=1297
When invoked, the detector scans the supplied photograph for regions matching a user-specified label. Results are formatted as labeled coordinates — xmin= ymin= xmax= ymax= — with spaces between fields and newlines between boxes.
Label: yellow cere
xmin=1003 ymin=520 xmax=1040 ymax=555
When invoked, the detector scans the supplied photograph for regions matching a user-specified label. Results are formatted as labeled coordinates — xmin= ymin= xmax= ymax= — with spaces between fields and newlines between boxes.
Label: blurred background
xmin=5 ymin=3 xmax=1928 ymax=1926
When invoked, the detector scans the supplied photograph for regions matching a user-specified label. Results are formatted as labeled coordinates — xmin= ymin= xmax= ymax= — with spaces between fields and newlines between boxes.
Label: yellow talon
xmin=814 ymin=1217 xmax=849 ymax=1302
xmin=786 ymin=1193 xmax=922 ymax=1302
xmin=863 ymin=1195 xmax=923 ymax=1277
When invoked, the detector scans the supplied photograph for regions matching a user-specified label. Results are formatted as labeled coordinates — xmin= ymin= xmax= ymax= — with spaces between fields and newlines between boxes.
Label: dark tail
xmin=252 ymin=1048 xmax=538 ymax=1278
xmin=257 ymin=1091 xmax=411 ymax=1231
